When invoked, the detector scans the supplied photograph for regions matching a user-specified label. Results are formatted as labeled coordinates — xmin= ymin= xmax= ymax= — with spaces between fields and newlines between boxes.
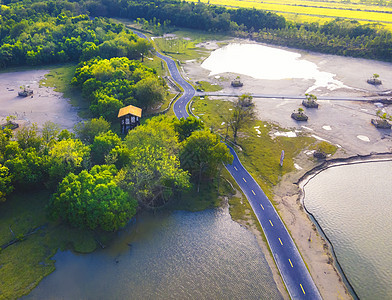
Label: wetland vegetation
xmin=1 ymin=0 xmax=390 ymax=298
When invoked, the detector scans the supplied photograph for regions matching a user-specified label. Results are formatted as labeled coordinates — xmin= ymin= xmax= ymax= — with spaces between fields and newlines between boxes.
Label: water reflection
xmin=201 ymin=43 xmax=348 ymax=93
xmin=26 ymin=207 xmax=283 ymax=299
xmin=303 ymin=161 xmax=392 ymax=300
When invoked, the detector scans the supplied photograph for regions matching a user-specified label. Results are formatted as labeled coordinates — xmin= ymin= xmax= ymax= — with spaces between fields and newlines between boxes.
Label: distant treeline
xmin=1 ymin=0 xmax=391 ymax=65
xmin=83 ymin=0 xmax=391 ymax=61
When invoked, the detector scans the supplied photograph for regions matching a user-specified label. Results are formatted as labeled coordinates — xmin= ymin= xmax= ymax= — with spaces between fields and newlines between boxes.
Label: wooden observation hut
xmin=118 ymin=105 xmax=142 ymax=134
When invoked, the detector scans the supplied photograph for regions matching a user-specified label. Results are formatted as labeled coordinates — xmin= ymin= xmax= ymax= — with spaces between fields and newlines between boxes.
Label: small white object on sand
xmin=274 ymin=131 xmax=297 ymax=137
xmin=357 ymin=135 xmax=370 ymax=142
xmin=294 ymin=163 xmax=303 ymax=170
xmin=322 ymin=125 xmax=332 ymax=131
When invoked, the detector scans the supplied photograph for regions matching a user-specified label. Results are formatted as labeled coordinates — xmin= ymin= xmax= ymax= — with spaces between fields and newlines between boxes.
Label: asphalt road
xmin=134 ymin=30 xmax=322 ymax=299
xmin=134 ymin=31 xmax=194 ymax=119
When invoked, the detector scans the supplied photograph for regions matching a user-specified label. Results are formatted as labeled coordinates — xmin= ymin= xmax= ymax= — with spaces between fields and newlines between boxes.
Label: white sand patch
xmin=305 ymin=150 xmax=315 ymax=155
xmin=311 ymin=134 xmax=331 ymax=143
xmin=357 ymin=135 xmax=370 ymax=142
xmin=301 ymin=125 xmax=314 ymax=131
xmin=322 ymin=125 xmax=332 ymax=131
xmin=274 ymin=131 xmax=297 ymax=137
xmin=294 ymin=163 xmax=303 ymax=170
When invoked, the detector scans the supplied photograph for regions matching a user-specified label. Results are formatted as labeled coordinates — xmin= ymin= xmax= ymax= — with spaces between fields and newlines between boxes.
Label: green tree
xmin=48 ymin=165 xmax=137 ymax=231
xmin=125 ymin=145 xmax=190 ymax=208
xmin=74 ymin=117 xmax=110 ymax=144
xmin=180 ymin=130 xmax=233 ymax=192
xmin=134 ymin=77 xmax=166 ymax=109
xmin=91 ymin=131 xmax=122 ymax=165
xmin=0 ymin=164 xmax=13 ymax=202
xmin=125 ymin=116 xmax=179 ymax=155
xmin=15 ymin=123 xmax=42 ymax=150
xmin=48 ymin=138 xmax=90 ymax=186
xmin=229 ymin=94 xmax=255 ymax=142
xmin=173 ymin=117 xmax=204 ymax=142
xmin=4 ymin=147 xmax=48 ymax=190
xmin=41 ymin=121 xmax=60 ymax=149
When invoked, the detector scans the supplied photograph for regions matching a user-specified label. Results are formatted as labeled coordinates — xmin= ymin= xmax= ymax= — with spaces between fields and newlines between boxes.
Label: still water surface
xmin=201 ymin=43 xmax=347 ymax=93
xmin=303 ymin=161 xmax=392 ymax=300
xmin=26 ymin=207 xmax=283 ymax=299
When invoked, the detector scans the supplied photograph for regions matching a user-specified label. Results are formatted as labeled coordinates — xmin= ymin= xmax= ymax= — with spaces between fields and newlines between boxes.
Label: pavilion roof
xmin=118 ymin=105 xmax=142 ymax=118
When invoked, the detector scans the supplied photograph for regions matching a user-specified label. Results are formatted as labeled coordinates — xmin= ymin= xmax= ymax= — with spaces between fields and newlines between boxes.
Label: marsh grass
xmin=0 ymin=191 xmax=103 ymax=299
xmin=196 ymin=81 xmax=223 ymax=92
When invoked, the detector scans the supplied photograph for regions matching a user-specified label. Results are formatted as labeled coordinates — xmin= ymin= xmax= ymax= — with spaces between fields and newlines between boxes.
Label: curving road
xmin=135 ymin=30 xmax=322 ymax=299
xmin=134 ymin=31 xmax=194 ymax=119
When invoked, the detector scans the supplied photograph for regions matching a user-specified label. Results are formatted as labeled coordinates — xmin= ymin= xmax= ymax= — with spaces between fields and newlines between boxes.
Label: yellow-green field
xmin=187 ymin=0 xmax=392 ymax=30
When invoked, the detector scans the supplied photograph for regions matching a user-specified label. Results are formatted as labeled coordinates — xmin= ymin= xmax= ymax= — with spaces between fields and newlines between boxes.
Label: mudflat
xmin=0 ymin=69 xmax=80 ymax=130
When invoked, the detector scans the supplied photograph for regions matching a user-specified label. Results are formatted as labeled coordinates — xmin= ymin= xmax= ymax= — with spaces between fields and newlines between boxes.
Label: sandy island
xmin=183 ymin=39 xmax=392 ymax=300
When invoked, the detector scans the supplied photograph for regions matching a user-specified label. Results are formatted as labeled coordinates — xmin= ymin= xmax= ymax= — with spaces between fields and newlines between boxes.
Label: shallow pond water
xmin=303 ymin=161 xmax=392 ymax=300
xmin=25 ymin=207 xmax=283 ymax=299
xmin=201 ymin=43 xmax=348 ymax=93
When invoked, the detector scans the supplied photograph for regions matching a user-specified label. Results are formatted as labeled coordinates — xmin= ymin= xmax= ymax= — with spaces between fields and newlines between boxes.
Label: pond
xmin=303 ymin=161 xmax=392 ymax=300
xmin=201 ymin=43 xmax=348 ymax=93
xmin=25 ymin=207 xmax=283 ymax=299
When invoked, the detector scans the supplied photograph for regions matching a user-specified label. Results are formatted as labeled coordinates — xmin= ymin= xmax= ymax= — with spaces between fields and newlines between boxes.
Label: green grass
xmin=145 ymin=28 xmax=229 ymax=62
xmin=40 ymin=64 xmax=91 ymax=119
xmin=311 ymin=140 xmax=338 ymax=155
xmin=192 ymin=97 xmax=315 ymax=200
xmin=142 ymin=55 xmax=168 ymax=78
xmin=0 ymin=191 xmax=105 ymax=299
xmin=195 ymin=81 xmax=223 ymax=92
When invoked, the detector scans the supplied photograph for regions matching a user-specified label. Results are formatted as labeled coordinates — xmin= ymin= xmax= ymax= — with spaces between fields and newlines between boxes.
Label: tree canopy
xmin=48 ymin=164 xmax=137 ymax=231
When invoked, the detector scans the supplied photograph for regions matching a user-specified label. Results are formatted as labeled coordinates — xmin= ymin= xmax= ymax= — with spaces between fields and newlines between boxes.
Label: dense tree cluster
xmin=0 ymin=4 xmax=152 ymax=68
xmin=48 ymin=164 xmax=137 ymax=231
xmin=71 ymin=57 xmax=166 ymax=120
xmin=0 ymin=115 xmax=231 ymax=231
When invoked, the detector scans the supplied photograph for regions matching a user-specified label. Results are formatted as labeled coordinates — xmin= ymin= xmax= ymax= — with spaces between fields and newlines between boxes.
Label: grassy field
xmin=191 ymin=97 xmax=316 ymax=199
xmin=187 ymin=0 xmax=392 ymax=30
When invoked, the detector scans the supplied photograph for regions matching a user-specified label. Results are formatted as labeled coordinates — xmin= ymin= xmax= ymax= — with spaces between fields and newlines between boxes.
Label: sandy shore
xmin=183 ymin=39 xmax=392 ymax=299
xmin=0 ymin=70 xmax=80 ymax=130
